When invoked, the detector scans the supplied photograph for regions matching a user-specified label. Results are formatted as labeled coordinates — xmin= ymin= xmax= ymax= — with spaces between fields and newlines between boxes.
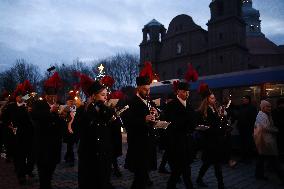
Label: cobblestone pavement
xmin=1 ymin=134 xmax=283 ymax=189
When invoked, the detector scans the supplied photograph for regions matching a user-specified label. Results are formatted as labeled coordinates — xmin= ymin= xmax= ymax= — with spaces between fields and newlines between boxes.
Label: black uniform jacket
xmin=197 ymin=107 xmax=225 ymax=163
xmin=124 ymin=95 xmax=157 ymax=172
xmin=164 ymin=98 xmax=196 ymax=168
xmin=78 ymin=101 xmax=114 ymax=159
xmin=31 ymin=100 xmax=64 ymax=164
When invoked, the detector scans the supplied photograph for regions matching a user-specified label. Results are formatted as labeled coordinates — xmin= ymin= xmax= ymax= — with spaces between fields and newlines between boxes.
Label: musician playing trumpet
xmin=77 ymin=80 xmax=115 ymax=189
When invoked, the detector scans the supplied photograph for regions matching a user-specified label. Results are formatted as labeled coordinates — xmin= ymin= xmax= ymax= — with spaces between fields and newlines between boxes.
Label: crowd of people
xmin=0 ymin=70 xmax=284 ymax=189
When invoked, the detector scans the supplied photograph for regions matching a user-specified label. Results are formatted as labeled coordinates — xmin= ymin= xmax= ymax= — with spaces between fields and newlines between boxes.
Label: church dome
xmin=166 ymin=14 xmax=201 ymax=36
xmin=242 ymin=1 xmax=260 ymax=18
xmin=145 ymin=19 xmax=163 ymax=27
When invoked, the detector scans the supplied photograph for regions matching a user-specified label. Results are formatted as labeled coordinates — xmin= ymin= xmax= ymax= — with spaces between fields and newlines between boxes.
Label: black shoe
xmin=18 ymin=177 xmax=27 ymax=185
xmin=147 ymin=179 xmax=154 ymax=187
xmin=196 ymin=178 xmax=208 ymax=187
xmin=158 ymin=167 xmax=171 ymax=174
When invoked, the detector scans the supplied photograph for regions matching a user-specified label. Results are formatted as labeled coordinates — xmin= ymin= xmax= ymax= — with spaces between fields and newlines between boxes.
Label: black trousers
xmin=15 ymin=144 xmax=34 ymax=178
xmin=239 ymin=129 xmax=254 ymax=160
xmin=37 ymin=162 xmax=57 ymax=189
xmin=255 ymin=154 xmax=284 ymax=181
xmin=131 ymin=169 xmax=150 ymax=189
xmin=64 ymin=141 xmax=75 ymax=162
xmin=167 ymin=165 xmax=193 ymax=189
xmin=78 ymin=154 xmax=112 ymax=189
xmin=197 ymin=162 xmax=224 ymax=188
xmin=159 ymin=151 xmax=168 ymax=169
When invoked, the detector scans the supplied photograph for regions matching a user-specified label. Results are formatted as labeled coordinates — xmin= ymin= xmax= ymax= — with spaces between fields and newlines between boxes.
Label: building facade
xmin=140 ymin=0 xmax=284 ymax=80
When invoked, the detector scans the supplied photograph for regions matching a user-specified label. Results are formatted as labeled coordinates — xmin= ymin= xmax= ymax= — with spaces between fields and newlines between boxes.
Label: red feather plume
xmin=172 ymin=80 xmax=180 ymax=92
xmin=76 ymin=73 xmax=94 ymax=96
xmin=109 ymin=90 xmax=124 ymax=100
xmin=184 ymin=64 xmax=198 ymax=82
xmin=101 ymin=75 xmax=115 ymax=88
xmin=198 ymin=82 xmax=209 ymax=94
xmin=23 ymin=80 xmax=33 ymax=93
xmin=13 ymin=83 xmax=24 ymax=96
xmin=44 ymin=72 xmax=63 ymax=89
xmin=139 ymin=61 xmax=154 ymax=82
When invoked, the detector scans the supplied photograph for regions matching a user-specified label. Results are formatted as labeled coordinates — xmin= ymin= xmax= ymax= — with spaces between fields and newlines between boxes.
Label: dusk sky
xmin=1 ymin=0 xmax=284 ymax=72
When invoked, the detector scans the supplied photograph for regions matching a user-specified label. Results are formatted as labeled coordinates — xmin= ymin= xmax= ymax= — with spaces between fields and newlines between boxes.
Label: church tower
xmin=139 ymin=19 xmax=166 ymax=71
xmin=207 ymin=0 xmax=248 ymax=74
xmin=242 ymin=0 xmax=264 ymax=37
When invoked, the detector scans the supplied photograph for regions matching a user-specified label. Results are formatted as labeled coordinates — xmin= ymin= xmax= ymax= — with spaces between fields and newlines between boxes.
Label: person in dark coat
xmin=31 ymin=73 xmax=64 ymax=189
xmin=196 ymin=83 xmax=225 ymax=189
xmin=237 ymin=95 xmax=257 ymax=162
xmin=163 ymin=81 xmax=196 ymax=189
xmin=12 ymin=93 xmax=35 ymax=184
xmin=272 ymin=98 xmax=284 ymax=161
xmin=77 ymin=81 xmax=115 ymax=189
xmin=124 ymin=75 xmax=158 ymax=189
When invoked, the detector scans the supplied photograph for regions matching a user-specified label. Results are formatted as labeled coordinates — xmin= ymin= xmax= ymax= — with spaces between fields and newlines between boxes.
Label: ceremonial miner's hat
xmin=136 ymin=61 xmax=153 ymax=86
xmin=44 ymin=72 xmax=63 ymax=95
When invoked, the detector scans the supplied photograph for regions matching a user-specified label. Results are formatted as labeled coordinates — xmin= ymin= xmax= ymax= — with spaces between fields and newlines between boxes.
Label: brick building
xmin=140 ymin=0 xmax=284 ymax=80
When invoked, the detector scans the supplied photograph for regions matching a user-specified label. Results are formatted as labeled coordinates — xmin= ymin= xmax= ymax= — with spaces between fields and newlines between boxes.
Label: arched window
xmin=147 ymin=33 xmax=150 ymax=41
xmin=176 ymin=42 xmax=182 ymax=54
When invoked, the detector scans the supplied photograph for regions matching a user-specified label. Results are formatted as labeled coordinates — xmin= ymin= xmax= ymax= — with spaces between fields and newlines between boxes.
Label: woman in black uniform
xmin=78 ymin=81 xmax=115 ymax=189
xmin=196 ymin=84 xmax=225 ymax=189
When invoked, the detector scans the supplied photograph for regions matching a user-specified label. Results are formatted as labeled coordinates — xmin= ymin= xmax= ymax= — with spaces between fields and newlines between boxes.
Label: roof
xmin=166 ymin=14 xmax=202 ymax=35
xmin=150 ymin=66 xmax=284 ymax=94
xmin=145 ymin=19 xmax=163 ymax=27
xmin=246 ymin=36 xmax=280 ymax=54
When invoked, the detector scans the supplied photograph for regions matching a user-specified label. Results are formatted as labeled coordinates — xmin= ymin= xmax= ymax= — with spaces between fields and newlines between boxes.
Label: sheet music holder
xmin=195 ymin=125 xmax=210 ymax=131
xmin=153 ymin=120 xmax=170 ymax=129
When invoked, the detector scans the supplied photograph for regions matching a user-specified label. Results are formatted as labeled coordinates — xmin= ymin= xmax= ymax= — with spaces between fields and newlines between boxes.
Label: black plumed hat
xmin=177 ymin=82 xmax=189 ymax=91
xmin=88 ymin=81 xmax=105 ymax=95
xmin=136 ymin=76 xmax=151 ymax=86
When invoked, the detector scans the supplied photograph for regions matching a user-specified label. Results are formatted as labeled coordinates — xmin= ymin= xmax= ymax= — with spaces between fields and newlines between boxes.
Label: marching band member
xmin=77 ymin=80 xmax=115 ymax=189
xmin=195 ymin=83 xmax=225 ymax=189
xmin=31 ymin=72 xmax=64 ymax=189
xmin=124 ymin=74 xmax=158 ymax=189
xmin=164 ymin=81 xmax=196 ymax=189
xmin=1 ymin=80 xmax=35 ymax=185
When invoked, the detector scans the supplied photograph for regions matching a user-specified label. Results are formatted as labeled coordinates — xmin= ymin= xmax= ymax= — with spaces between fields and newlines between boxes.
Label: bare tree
xmin=93 ymin=53 xmax=139 ymax=90
xmin=0 ymin=59 xmax=41 ymax=93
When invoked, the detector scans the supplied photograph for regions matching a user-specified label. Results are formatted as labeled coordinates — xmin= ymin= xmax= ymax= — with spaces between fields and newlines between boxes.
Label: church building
xmin=140 ymin=0 xmax=284 ymax=80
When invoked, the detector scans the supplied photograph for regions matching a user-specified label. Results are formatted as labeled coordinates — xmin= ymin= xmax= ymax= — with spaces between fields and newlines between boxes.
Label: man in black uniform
xmin=31 ymin=72 xmax=64 ymax=189
xmin=124 ymin=75 xmax=158 ymax=189
xmin=164 ymin=81 xmax=196 ymax=189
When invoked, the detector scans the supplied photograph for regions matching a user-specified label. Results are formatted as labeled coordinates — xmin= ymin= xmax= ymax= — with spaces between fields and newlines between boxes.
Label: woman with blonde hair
xmin=195 ymin=83 xmax=225 ymax=189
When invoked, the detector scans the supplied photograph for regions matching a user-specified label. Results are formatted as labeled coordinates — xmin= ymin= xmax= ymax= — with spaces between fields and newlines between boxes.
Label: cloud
xmin=0 ymin=0 xmax=283 ymax=72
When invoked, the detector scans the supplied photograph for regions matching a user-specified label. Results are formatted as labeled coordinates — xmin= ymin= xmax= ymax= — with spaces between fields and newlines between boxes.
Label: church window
xmin=159 ymin=33 xmax=162 ymax=42
xmin=250 ymin=24 xmax=255 ymax=31
xmin=176 ymin=42 xmax=182 ymax=54
xmin=147 ymin=33 xmax=150 ymax=41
